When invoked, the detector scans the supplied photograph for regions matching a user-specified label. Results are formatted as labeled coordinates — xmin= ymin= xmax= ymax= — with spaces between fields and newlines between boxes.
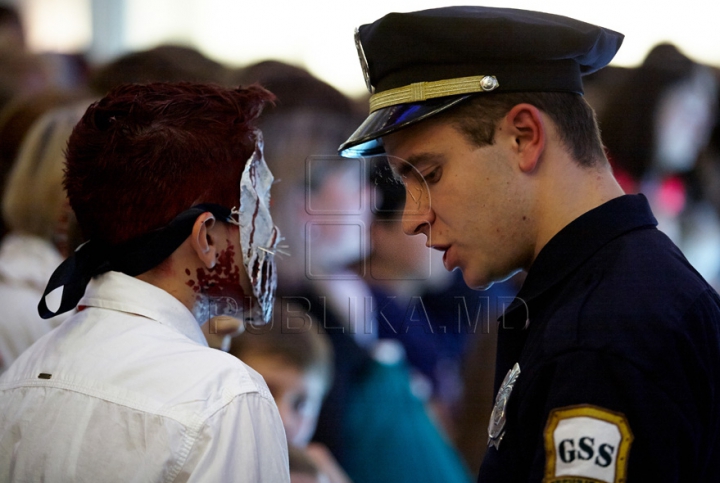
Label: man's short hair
xmin=439 ymin=91 xmax=607 ymax=167
xmin=64 ymin=83 xmax=274 ymax=245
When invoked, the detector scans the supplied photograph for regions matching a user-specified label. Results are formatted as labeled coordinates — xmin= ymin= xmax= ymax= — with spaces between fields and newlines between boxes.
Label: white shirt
xmin=0 ymin=271 xmax=290 ymax=483
xmin=0 ymin=234 xmax=66 ymax=373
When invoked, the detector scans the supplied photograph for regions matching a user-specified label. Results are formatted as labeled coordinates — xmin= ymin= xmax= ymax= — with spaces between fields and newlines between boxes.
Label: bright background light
xmin=21 ymin=0 xmax=91 ymax=53
xmin=13 ymin=0 xmax=720 ymax=97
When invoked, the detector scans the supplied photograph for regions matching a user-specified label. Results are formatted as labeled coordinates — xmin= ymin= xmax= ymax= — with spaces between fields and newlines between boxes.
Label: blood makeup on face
xmin=186 ymin=240 xmax=250 ymax=317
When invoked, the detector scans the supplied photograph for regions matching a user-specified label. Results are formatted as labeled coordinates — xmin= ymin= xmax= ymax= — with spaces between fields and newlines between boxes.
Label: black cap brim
xmin=339 ymin=94 xmax=473 ymax=157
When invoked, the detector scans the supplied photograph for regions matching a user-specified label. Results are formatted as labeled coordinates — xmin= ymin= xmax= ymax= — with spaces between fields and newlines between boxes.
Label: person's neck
xmin=532 ymin=154 xmax=625 ymax=262
xmin=135 ymin=245 xmax=200 ymax=318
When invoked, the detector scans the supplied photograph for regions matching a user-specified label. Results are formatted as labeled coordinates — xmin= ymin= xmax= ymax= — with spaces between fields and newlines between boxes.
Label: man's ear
xmin=190 ymin=213 xmax=217 ymax=269
xmin=504 ymin=103 xmax=546 ymax=173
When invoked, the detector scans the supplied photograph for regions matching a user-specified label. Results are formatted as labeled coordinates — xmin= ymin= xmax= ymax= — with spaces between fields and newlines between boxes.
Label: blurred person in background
xmin=89 ymin=44 xmax=232 ymax=95
xmin=601 ymin=43 xmax=720 ymax=280
xmin=0 ymin=83 xmax=289 ymax=482
xmin=288 ymin=445 xmax=330 ymax=483
xmin=0 ymin=5 xmax=24 ymax=51
xmin=0 ymin=90 xmax=91 ymax=239
xmin=694 ymin=93 xmax=720 ymax=237
xmin=230 ymin=304 xmax=351 ymax=483
xmin=580 ymin=65 xmax=631 ymax=121
xmin=244 ymin=60 xmax=471 ymax=483
xmin=0 ymin=102 xmax=88 ymax=373
xmin=0 ymin=6 xmax=83 ymax=113
xmin=692 ymin=84 xmax=720 ymax=288
xmin=0 ymin=50 xmax=56 ymax=114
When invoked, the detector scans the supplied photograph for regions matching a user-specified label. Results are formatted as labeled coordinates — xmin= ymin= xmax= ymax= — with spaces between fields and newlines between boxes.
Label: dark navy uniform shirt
xmin=478 ymin=194 xmax=720 ymax=482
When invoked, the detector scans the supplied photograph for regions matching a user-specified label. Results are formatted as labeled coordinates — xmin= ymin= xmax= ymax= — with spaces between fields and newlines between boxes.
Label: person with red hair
xmin=0 ymin=83 xmax=290 ymax=482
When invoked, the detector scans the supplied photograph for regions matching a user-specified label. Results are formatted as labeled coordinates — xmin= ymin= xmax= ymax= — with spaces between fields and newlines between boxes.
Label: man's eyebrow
xmin=390 ymin=152 xmax=445 ymax=178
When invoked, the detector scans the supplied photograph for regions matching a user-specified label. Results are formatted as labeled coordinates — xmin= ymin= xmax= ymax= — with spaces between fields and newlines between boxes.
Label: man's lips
xmin=431 ymin=244 xmax=455 ymax=270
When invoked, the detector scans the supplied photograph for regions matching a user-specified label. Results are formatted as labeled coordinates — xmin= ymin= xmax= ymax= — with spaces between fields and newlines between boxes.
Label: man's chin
xmin=462 ymin=267 xmax=521 ymax=291
xmin=468 ymin=280 xmax=496 ymax=291
xmin=460 ymin=270 xmax=495 ymax=291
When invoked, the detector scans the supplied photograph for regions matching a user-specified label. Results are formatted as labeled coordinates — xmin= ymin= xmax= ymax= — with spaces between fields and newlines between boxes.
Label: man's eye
xmin=423 ymin=167 xmax=441 ymax=183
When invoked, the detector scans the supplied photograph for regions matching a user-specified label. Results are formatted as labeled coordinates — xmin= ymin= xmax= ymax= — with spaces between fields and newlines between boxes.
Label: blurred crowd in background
xmin=2 ymin=3 xmax=720 ymax=482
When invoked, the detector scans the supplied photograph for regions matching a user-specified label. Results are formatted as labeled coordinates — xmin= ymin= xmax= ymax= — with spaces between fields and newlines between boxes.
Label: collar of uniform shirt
xmin=503 ymin=193 xmax=658 ymax=318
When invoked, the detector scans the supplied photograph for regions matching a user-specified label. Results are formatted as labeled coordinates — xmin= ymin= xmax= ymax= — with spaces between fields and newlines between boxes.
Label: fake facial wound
xmin=190 ymin=131 xmax=281 ymax=326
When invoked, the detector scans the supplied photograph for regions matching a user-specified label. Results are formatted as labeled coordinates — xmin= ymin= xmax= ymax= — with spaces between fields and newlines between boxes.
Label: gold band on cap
xmin=369 ymin=75 xmax=499 ymax=113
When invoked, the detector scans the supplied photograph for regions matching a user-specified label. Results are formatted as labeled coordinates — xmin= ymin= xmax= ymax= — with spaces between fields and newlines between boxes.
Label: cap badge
xmin=355 ymin=28 xmax=374 ymax=94
xmin=488 ymin=362 xmax=521 ymax=450
xmin=480 ymin=75 xmax=499 ymax=91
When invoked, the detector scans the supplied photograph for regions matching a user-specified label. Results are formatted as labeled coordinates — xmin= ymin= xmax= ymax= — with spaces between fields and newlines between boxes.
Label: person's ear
xmin=190 ymin=213 xmax=217 ymax=269
xmin=503 ymin=103 xmax=546 ymax=173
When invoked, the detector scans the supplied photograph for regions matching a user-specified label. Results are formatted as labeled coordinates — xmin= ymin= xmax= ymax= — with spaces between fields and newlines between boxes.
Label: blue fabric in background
xmin=343 ymin=357 xmax=472 ymax=483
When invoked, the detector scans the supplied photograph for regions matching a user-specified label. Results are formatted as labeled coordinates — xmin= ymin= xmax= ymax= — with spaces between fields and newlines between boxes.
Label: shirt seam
xmin=0 ymin=378 xmax=262 ymax=425
xmin=166 ymin=391 xmax=278 ymax=483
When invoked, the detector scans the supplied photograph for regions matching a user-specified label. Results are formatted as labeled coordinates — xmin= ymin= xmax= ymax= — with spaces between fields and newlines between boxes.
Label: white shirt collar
xmin=79 ymin=271 xmax=207 ymax=346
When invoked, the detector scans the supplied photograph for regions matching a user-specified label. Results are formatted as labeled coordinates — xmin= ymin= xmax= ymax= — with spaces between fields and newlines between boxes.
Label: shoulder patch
xmin=543 ymin=405 xmax=633 ymax=483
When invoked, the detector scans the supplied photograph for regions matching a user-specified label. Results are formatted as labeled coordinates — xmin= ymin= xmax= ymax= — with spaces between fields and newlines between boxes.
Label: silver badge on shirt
xmin=488 ymin=362 xmax=521 ymax=450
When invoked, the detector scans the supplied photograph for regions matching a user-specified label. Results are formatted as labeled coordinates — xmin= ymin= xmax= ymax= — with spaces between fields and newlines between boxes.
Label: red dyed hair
xmin=64 ymin=83 xmax=274 ymax=244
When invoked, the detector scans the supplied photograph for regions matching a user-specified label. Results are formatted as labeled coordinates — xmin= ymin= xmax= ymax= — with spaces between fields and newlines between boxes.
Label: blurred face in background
xmin=305 ymin=161 xmax=372 ymax=275
xmin=242 ymin=353 xmax=326 ymax=447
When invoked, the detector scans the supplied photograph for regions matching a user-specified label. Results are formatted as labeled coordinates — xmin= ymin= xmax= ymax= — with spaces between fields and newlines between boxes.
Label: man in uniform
xmin=0 ymin=83 xmax=290 ymax=481
xmin=339 ymin=7 xmax=720 ymax=482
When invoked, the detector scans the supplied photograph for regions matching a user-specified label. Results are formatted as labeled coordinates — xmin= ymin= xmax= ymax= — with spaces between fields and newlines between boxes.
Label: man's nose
xmin=401 ymin=191 xmax=433 ymax=236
